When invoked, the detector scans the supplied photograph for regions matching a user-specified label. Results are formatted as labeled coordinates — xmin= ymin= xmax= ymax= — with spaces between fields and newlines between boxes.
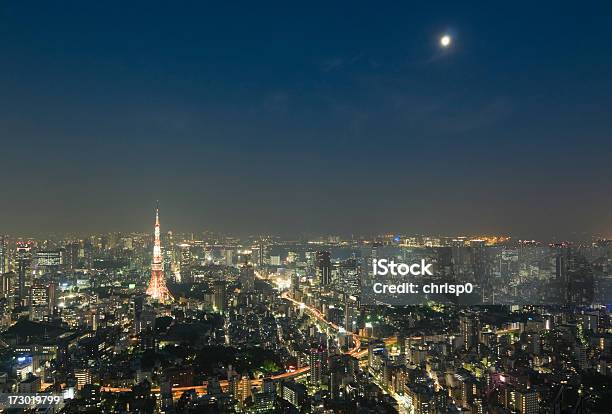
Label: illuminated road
xmin=101 ymin=366 xmax=310 ymax=397
xmin=277 ymin=283 xmax=519 ymax=413
xmin=101 ymin=289 xmax=364 ymax=396
xmin=102 ymin=272 xmax=518 ymax=400
xmin=101 ymin=276 xmax=319 ymax=396
xmin=279 ymin=291 xmax=362 ymax=357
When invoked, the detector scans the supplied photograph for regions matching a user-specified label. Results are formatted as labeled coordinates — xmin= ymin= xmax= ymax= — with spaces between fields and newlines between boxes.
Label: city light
xmin=0 ymin=3 xmax=607 ymax=412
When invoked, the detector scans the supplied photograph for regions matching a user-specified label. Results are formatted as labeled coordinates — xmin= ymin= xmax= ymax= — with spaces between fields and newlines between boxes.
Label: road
xmin=102 ymin=273 xmax=517 ymax=400
xmin=101 ymin=279 xmax=346 ymax=396
xmin=101 ymin=366 xmax=309 ymax=397
xmin=280 ymin=291 xmax=363 ymax=357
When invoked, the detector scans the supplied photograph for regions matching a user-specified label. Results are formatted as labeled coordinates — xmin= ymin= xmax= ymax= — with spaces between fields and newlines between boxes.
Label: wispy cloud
xmin=320 ymin=53 xmax=367 ymax=72
xmin=321 ymin=57 xmax=345 ymax=72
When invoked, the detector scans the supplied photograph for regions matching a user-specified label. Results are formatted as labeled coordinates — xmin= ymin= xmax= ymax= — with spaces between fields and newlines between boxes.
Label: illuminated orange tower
xmin=146 ymin=204 xmax=173 ymax=302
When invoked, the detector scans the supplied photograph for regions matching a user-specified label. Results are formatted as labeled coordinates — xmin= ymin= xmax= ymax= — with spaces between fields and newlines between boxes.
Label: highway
xmin=102 ymin=274 xmax=518 ymax=399
xmin=280 ymin=291 xmax=363 ymax=357
xmin=101 ymin=366 xmax=310 ymax=397
xmin=101 ymin=281 xmax=356 ymax=396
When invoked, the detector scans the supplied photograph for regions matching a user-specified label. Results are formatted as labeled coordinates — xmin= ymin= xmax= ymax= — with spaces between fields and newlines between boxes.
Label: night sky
xmin=1 ymin=2 xmax=611 ymax=238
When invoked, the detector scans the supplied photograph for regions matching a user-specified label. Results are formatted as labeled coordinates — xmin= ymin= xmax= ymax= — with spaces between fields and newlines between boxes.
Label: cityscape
xmin=2 ymin=2 xmax=612 ymax=413
xmin=0 ymin=207 xmax=610 ymax=413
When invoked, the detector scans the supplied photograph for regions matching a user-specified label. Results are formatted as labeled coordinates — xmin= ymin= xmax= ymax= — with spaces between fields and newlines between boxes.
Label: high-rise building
xmin=0 ymin=237 xmax=7 ymax=274
xmin=470 ymin=239 xmax=488 ymax=301
xmin=48 ymin=281 xmax=57 ymax=315
xmin=316 ymin=251 xmax=332 ymax=286
xmin=29 ymin=281 xmax=50 ymax=321
xmin=0 ymin=271 xmax=14 ymax=300
xmin=16 ymin=241 xmax=33 ymax=304
xmin=309 ymin=345 xmax=327 ymax=386
xmin=133 ymin=297 xmax=155 ymax=334
xmin=262 ymin=377 xmax=275 ymax=396
xmin=282 ymin=381 xmax=306 ymax=409
xmin=460 ymin=313 xmax=479 ymax=351
xmin=81 ymin=384 xmax=101 ymax=410
xmin=64 ymin=242 xmax=80 ymax=270
xmin=82 ymin=241 xmax=94 ymax=269
xmin=405 ymin=384 xmax=434 ymax=414
xmin=516 ymin=388 xmax=538 ymax=414
xmin=160 ymin=381 xmax=173 ymax=413
xmin=213 ymin=281 xmax=226 ymax=313
xmin=239 ymin=264 xmax=255 ymax=293
xmin=179 ymin=243 xmax=192 ymax=283
xmin=146 ymin=205 xmax=173 ymax=302
xmin=35 ymin=250 xmax=62 ymax=274
xmin=231 ymin=374 xmax=251 ymax=407
xmin=291 ymin=273 xmax=300 ymax=296
xmin=74 ymin=368 xmax=92 ymax=390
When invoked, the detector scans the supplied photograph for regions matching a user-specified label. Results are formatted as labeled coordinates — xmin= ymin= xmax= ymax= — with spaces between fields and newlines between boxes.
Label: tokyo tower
xmin=146 ymin=204 xmax=173 ymax=302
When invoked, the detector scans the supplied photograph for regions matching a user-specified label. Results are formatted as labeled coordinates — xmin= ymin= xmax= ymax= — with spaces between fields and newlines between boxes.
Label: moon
xmin=440 ymin=34 xmax=452 ymax=48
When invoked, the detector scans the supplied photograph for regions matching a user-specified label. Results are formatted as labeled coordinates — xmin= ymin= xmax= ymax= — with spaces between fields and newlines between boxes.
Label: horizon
xmin=0 ymin=203 xmax=610 ymax=242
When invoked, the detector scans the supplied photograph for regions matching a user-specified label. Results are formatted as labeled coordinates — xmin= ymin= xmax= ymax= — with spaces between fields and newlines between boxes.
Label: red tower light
xmin=146 ymin=205 xmax=173 ymax=302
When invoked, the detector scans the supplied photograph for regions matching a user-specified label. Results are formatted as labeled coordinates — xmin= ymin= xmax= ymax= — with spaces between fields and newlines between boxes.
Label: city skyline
xmin=0 ymin=202 xmax=609 ymax=412
xmin=1 ymin=3 xmax=612 ymax=413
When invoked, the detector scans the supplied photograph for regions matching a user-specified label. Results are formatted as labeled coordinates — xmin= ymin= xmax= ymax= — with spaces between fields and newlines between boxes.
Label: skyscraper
xmin=309 ymin=345 xmax=327 ymax=387
xmin=16 ymin=241 xmax=33 ymax=304
xmin=316 ymin=251 xmax=332 ymax=286
xmin=460 ymin=313 xmax=479 ymax=351
xmin=146 ymin=205 xmax=173 ymax=302
xmin=0 ymin=236 xmax=7 ymax=274
xmin=516 ymin=388 xmax=539 ymax=414
xmin=1 ymin=271 xmax=14 ymax=300
xmin=64 ymin=242 xmax=80 ymax=270
xmin=213 ymin=280 xmax=227 ymax=313
xmin=29 ymin=281 xmax=49 ymax=321
xmin=232 ymin=375 xmax=252 ymax=407
xmin=179 ymin=243 xmax=192 ymax=283
xmin=239 ymin=264 xmax=255 ymax=293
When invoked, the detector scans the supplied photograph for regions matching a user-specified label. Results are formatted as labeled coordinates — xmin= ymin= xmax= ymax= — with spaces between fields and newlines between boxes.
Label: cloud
xmin=321 ymin=57 xmax=344 ymax=72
